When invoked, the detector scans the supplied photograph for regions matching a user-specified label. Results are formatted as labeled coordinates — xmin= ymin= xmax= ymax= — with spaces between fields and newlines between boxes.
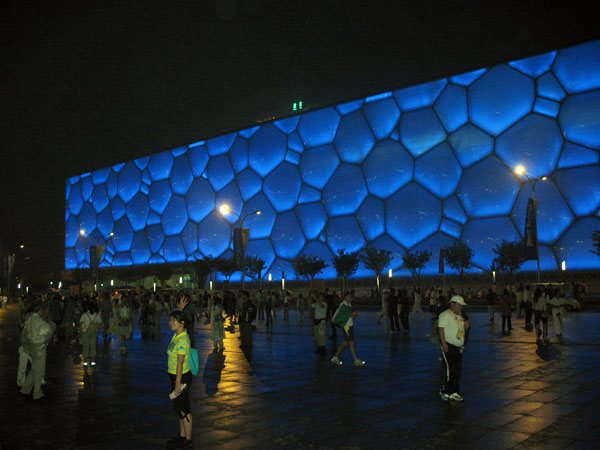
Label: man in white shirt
xmin=438 ymin=295 xmax=470 ymax=402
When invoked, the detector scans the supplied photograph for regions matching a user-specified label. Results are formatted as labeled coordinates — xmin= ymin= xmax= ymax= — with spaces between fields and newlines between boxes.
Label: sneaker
xmin=83 ymin=362 xmax=88 ymax=366
xmin=354 ymin=360 xmax=365 ymax=367
xmin=439 ymin=390 xmax=450 ymax=401
xmin=90 ymin=361 xmax=96 ymax=366
xmin=449 ymin=392 xmax=464 ymax=402
xmin=331 ymin=356 xmax=342 ymax=366
xmin=167 ymin=435 xmax=185 ymax=447
xmin=178 ymin=440 xmax=193 ymax=449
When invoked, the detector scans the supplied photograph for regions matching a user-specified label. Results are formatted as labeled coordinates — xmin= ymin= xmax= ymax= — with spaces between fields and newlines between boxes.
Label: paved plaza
xmin=1 ymin=303 xmax=600 ymax=450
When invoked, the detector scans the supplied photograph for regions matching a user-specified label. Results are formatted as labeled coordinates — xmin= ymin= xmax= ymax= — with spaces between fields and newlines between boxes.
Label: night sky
xmin=1 ymin=1 xmax=599 ymax=279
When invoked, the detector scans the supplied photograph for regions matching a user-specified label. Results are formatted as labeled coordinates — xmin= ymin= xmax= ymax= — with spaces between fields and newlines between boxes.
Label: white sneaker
xmin=439 ymin=390 xmax=450 ymax=401
xmin=354 ymin=360 xmax=365 ymax=367
xmin=83 ymin=361 xmax=88 ymax=366
xmin=90 ymin=361 xmax=96 ymax=366
xmin=449 ymin=392 xmax=464 ymax=402
xmin=331 ymin=356 xmax=342 ymax=366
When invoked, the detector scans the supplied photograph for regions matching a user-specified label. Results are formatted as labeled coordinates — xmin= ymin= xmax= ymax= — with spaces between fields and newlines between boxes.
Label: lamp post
xmin=80 ymin=229 xmax=114 ymax=292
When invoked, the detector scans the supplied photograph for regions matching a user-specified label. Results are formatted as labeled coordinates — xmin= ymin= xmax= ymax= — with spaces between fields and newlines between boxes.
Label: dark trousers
xmin=389 ymin=311 xmax=400 ymax=332
xmin=240 ymin=322 xmax=253 ymax=348
xmin=265 ymin=307 xmax=273 ymax=327
xmin=502 ymin=315 xmax=512 ymax=332
xmin=400 ymin=312 xmax=410 ymax=331
xmin=441 ymin=344 xmax=462 ymax=395
xmin=525 ymin=303 xmax=533 ymax=326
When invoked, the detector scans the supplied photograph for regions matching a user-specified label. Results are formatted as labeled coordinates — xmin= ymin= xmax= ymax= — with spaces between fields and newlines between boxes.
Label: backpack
xmin=189 ymin=348 xmax=199 ymax=376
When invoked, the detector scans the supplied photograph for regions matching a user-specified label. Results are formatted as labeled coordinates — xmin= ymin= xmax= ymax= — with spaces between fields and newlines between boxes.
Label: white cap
xmin=450 ymin=295 xmax=467 ymax=306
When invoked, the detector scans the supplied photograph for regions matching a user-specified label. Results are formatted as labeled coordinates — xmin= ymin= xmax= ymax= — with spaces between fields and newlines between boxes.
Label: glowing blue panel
xmin=399 ymin=108 xmax=446 ymax=157
xmin=198 ymin=211 xmax=230 ymax=257
xmin=126 ymin=192 xmax=149 ymax=232
xmin=326 ymin=216 xmax=366 ymax=253
xmin=134 ymin=156 xmax=150 ymax=170
xmin=65 ymin=215 xmax=79 ymax=248
xmin=240 ymin=193 xmax=276 ymax=239
xmin=80 ymin=176 xmax=93 ymax=201
xmin=533 ymin=98 xmax=560 ymax=117
xmin=508 ymin=51 xmax=556 ymax=77
xmin=149 ymin=255 xmax=165 ymax=264
xmin=207 ymin=154 xmax=234 ymax=191
xmin=274 ymin=116 xmax=299 ymax=135
xmin=415 ymin=142 xmax=462 ymax=198
xmin=511 ymin=180 xmax=573 ymax=244
xmin=65 ymin=248 xmax=77 ymax=269
xmin=412 ymin=232 xmax=458 ymax=275
xmin=113 ymin=216 xmax=134 ymax=252
xmin=385 ymin=182 xmax=441 ymax=248
xmin=146 ymin=224 xmax=164 ymax=254
xmin=148 ymin=180 xmax=172 ymax=215
xmin=141 ymin=169 xmax=151 ymax=185
xmin=554 ymin=166 xmax=600 ymax=216
xmin=148 ymin=150 xmax=173 ymax=181
xmin=299 ymin=242 xmax=336 ymax=279
xmin=440 ymin=219 xmax=461 ymax=239
xmin=559 ymin=90 xmax=600 ymax=149
xmin=356 ymin=196 xmax=385 ymax=241
xmin=185 ymin=178 xmax=215 ymax=223
xmin=496 ymin=114 xmax=563 ymax=178
xmin=300 ymin=145 xmax=339 ymax=190
xmin=444 ymin=197 xmax=467 ymax=225
xmin=434 ymin=84 xmax=468 ymax=132
xmin=140 ymin=183 xmax=149 ymax=195
xmin=297 ymin=107 xmax=340 ymax=147
xmin=288 ymin=132 xmax=304 ymax=152
xmin=236 ymin=168 xmax=262 ymax=201
xmin=558 ymin=142 xmax=599 ymax=169
xmin=147 ymin=211 xmax=160 ymax=225
xmin=112 ymin=163 xmax=125 ymax=172
xmin=263 ymin=163 xmax=302 ymax=212
xmin=69 ymin=175 xmax=80 ymax=184
xmin=537 ymin=73 xmax=566 ymax=101
xmin=117 ymin=162 xmax=141 ymax=203
xmin=268 ymin=258 xmax=297 ymax=280
xmin=336 ymin=99 xmax=364 ymax=115
xmin=188 ymin=145 xmax=209 ymax=177
xmin=367 ymin=235 xmax=407 ymax=273
xmin=67 ymin=183 xmax=83 ymax=215
xmin=78 ymin=202 xmax=96 ymax=234
xmin=97 ymin=207 xmax=114 ymax=237
xmin=394 ymin=79 xmax=447 ymax=111
xmin=334 ymin=111 xmax=375 ymax=164
xmin=161 ymin=196 xmax=188 ymax=236
xmin=229 ymin=138 xmax=248 ymax=173
xmin=216 ymin=182 xmax=243 ymax=224
xmin=169 ymin=155 xmax=194 ymax=195
xmin=363 ymin=139 xmax=413 ymax=199
xmin=112 ymin=253 xmax=132 ymax=267
xmin=171 ymin=146 xmax=187 ymax=158
xmin=106 ymin=171 xmax=117 ymax=199
xmin=248 ymin=124 xmax=287 ymax=177
xmin=322 ymin=164 xmax=368 ymax=216
xmin=92 ymin=167 xmax=111 ymax=185
xmin=448 ymin=124 xmax=493 ymax=168
xmin=110 ymin=196 xmax=125 ymax=221
xmin=469 ymin=65 xmax=535 ymax=135
xmin=296 ymin=202 xmax=328 ymax=240
xmin=285 ymin=151 xmax=300 ymax=165
xmin=164 ymin=236 xmax=186 ymax=262
xmin=245 ymin=239 xmax=276 ymax=270
xmin=131 ymin=232 xmax=151 ymax=265
xmin=462 ymin=217 xmax=519 ymax=270
xmin=298 ymin=185 xmax=321 ymax=204
xmin=366 ymin=92 xmax=392 ymax=103
xmin=239 ymin=126 xmax=260 ymax=139
xmin=553 ymin=40 xmax=600 ymax=93
xmin=520 ymin=245 xmax=557 ymax=271
xmin=363 ymin=98 xmax=401 ymax=139
xmin=271 ymin=212 xmax=306 ymax=258
xmin=75 ymin=238 xmax=88 ymax=266
xmin=449 ymin=68 xmax=487 ymax=86
xmin=458 ymin=157 xmax=520 ymax=218
xmin=556 ymin=218 xmax=600 ymax=270
xmin=206 ymin=132 xmax=236 ymax=156
xmin=181 ymin=222 xmax=198 ymax=256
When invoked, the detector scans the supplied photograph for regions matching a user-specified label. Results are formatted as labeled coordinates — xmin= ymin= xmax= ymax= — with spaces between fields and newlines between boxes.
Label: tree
xmin=332 ymin=248 xmax=360 ymax=294
xmin=244 ymin=255 xmax=267 ymax=287
xmin=493 ymin=240 xmax=526 ymax=281
xmin=592 ymin=231 xmax=600 ymax=258
xmin=442 ymin=241 xmax=474 ymax=294
xmin=361 ymin=247 xmax=392 ymax=292
xmin=293 ymin=255 xmax=329 ymax=280
xmin=216 ymin=256 xmax=237 ymax=282
xmin=401 ymin=249 xmax=431 ymax=291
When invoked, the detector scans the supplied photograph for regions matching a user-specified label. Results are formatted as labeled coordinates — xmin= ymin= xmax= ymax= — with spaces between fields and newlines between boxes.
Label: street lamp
xmin=80 ymin=229 xmax=114 ymax=292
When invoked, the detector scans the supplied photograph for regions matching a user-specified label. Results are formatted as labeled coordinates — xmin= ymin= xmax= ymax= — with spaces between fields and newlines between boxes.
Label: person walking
xmin=312 ymin=293 xmax=328 ymax=355
xmin=411 ymin=288 xmax=424 ymax=320
xmin=549 ymin=289 xmax=565 ymax=338
xmin=499 ymin=289 xmax=513 ymax=333
xmin=79 ymin=302 xmax=102 ymax=366
xmin=98 ymin=293 xmax=112 ymax=339
xmin=327 ymin=291 xmax=340 ymax=341
xmin=330 ymin=293 xmax=365 ymax=367
xmin=486 ymin=288 xmax=496 ymax=324
xmin=523 ymin=285 xmax=533 ymax=330
xmin=438 ymin=295 xmax=469 ymax=402
xmin=399 ymin=288 xmax=410 ymax=332
xmin=265 ymin=292 xmax=274 ymax=329
xmin=387 ymin=288 xmax=400 ymax=334
xmin=533 ymin=288 xmax=549 ymax=344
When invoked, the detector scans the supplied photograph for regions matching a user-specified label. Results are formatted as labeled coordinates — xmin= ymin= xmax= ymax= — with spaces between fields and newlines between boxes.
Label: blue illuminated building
xmin=66 ymin=39 xmax=600 ymax=279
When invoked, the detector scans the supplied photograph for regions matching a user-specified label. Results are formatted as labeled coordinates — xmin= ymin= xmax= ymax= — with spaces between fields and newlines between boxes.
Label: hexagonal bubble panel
xmin=363 ymin=98 xmax=400 ymax=140
xmin=112 ymin=216 xmax=134 ymax=252
xmin=263 ymin=162 xmax=302 ymax=212
xmin=236 ymin=168 xmax=262 ymax=201
xmin=273 ymin=116 xmax=299 ymax=135
xmin=508 ymin=51 xmax=556 ymax=77
xmin=267 ymin=258 xmax=297 ymax=281
xmin=91 ymin=185 xmax=109 ymax=213
xmin=511 ymin=180 xmax=574 ymax=244
xmin=458 ymin=157 xmax=520 ymax=218
xmin=412 ymin=232 xmax=457 ymax=275
xmin=556 ymin=217 xmax=600 ymax=270
xmin=440 ymin=219 xmax=462 ymax=239
xmin=146 ymin=224 xmax=164 ymax=254
xmin=447 ymin=124 xmax=493 ymax=168
xmin=449 ymin=68 xmax=487 ymax=86
xmin=443 ymin=196 xmax=467 ymax=224
xmin=554 ymin=166 xmax=600 ymax=216
xmin=75 ymin=238 xmax=89 ymax=266
xmin=131 ymin=231 xmax=151 ymax=265
xmin=297 ymin=107 xmax=341 ymax=147
xmin=366 ymin=92 xmax=392 ymax=103
xmin=239 ymin=126 xmax=260 ymax=139
xmin=285 ymin=150 xmax=300 ymax=165
xmin=148 ymin=150 xmax=174 ymax=181
xmin=434 ymin=84 xmax=468 ymax=133
xmin=414 ymin=142 xmax=462 ymax=199
xmin=299 ymin=144 xmax=339 ymax=190
xmin=469 ymin=65 xmax=535 ymax=136
xmin=356 ymin=196 xmax=385 ymax=241
xmin=80 ymin=176 xmax=93 ymax=202
xmin=161 ymin=196 xmax=188 ymax=236
xmin=229 ymin=138 xmax=248 ymax=174
xmin=367 ymin=234 xmax=407 ymax=273
xmin=288 ymin=132 xmax=303 ymax=152
xmin=97 ymin=207 xmax=114 ymax=237
xmin=496 ymin=114 xmax=563 ymax=178
xmin=149 ymin=255 xmax=165 ymax=264
xmin=206 ymin=132 xmax=236 ymax=156
xmin=558 ymin=142 xmax=599 ymax=169
xmin=171 ymin=146 xmax=187 ymax=158
xmin=117 ymin=162 xmax=141 ymax=203
xmin=240 ymin=193 xmax=276 ymax=239
xmin=271 ymin=211 xmax=306 ymax=259
xmin=188 ymin=144 xmax=209 ymax=177
xmin=393 ymin=79 xmax=447 ymax=111
xmin=169 ymin=155 xmax=194 ymax=195
xmin=126 ymin=192 xmax=150 ymax=232
xmin=65 ymin=215 xmax=79 ymax=248
xmin=336 ymin=99 xmax=364 ymax=115
xmin=363 ymin=139 xmax=413 ymax=199
xmin=67 ymin=183 xmax=83 ymax=215
xmin=334 ymin=111 xmax=375 ymax=164
xmin=537 ymin=73 xmax=566 ymax=101
xmin=106 ymin=171 xmax=117 ymax=199
xmin=559 ymin=90 xmax=600 ymax=149
xmin=185 ymin=178 xmax=214 ymax=224
xmin=147 ymin=211 xmax=160 ymax=225
xmin=322 ymin=164 xmax=368 ymax=216
xmin=553 ymin=40 xmax=600 ymax=94
xmin=197 ymin=211 xmax=230 ymax=257
xmin=163 ymin=236 xmax=186 ymax=263
xmin=245 ymin=239 xmax=276 ymax=270
xmin=79 ymin=202 xmax=97 ymax=235
xmin=385 ymin=182 xmax=441 ymax=248
xmin=399 ymin=108 xmax=446 ymax=157
xmin=326 ymin=216 xmax=366 ymax=253
xmin=215 ymin=182 xmax=243 ymax=224
xmin=111 ymin=196 xmax=126 ymax=221
xmin=296 ymin=202 xmax=328 ymax=240
xmin=533 ymin=98 xmax=560 ymax=118
xmin=298 ymin=185 xmax=321 ymax=204
xmin=520 ymin=245 xmax=557 ymax=271
xmin=112 ymin=252 xmax=133 ymax=267
xmin=134 ymin=156 xmax=149 ymax=171
xmin=140 ymin=183 xmax=149 ymax=195
xmin=112 ymin=163 xmax=125 ymax=173
xmin=248 ymin=124 xmax=287 ymax=177
xmin=92 ymin=167 xmax=111 ymax=185
xmin=182 ymin=222 xmax=198 ymax=256
xmin=299 ymin=241 xmax=337 ymax=279
xmin=65 ymin=248 xmax=77 ymax=269
xmin=207 ymin=154 xmax=234 ymax=192
xmin=148 ymin=180 xmax=172 ymax=215
xmin=462 ymin=217 xmax=519 ymax=270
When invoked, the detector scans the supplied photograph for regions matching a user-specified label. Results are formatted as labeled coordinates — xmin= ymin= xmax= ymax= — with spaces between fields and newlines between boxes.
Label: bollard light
xmin=153 ymin=282 xmax=156 ymax=292
xmin=492 ymin=270 xmax=496 ymax=284
xmin=561 ymin=260 xmax=566 ymax=271
xmin=268 ymin=273 xmax=272 ymax=281
xmin=388 ymin=269 xmax=392 ymax=278
xmin=58 ymin=281 xmax=62 ymax=289
xmin=209 ymin=280 xmax=213 ymax=291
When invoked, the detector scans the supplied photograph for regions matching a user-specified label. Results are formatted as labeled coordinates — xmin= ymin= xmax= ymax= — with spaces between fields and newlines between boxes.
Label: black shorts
xmin=169 ymin=371 xmax=193 ymax=418
xmin=343 ymin=326 xmax=354 ymax=342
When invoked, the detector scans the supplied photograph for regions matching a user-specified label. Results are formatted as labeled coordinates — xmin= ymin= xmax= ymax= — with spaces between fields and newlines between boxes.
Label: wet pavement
xmin=1 ymin=303 xmax=600 ymax=450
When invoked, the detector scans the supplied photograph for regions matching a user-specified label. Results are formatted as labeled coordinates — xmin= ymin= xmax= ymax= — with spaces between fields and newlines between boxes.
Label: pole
xmin=532 ymin=182 xmax=541 ymax=283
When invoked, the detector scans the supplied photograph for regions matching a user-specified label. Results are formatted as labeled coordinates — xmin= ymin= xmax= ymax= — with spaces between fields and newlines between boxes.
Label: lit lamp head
xmin=80 ymin=229 xmax=87 ymax=236
xmin=219 ymin=204 xmax=230 ymax=215
xmin=515 ymin=165 xmax=526 ymax=175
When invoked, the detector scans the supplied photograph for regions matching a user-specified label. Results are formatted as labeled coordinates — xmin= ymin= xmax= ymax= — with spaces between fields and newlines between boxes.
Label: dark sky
xmin=1 ymin=0 xmax=599 ymax=277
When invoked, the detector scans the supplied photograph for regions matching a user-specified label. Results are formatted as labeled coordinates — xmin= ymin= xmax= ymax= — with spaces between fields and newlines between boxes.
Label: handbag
xmin=189 ymin=348 xmax=199 ymax=376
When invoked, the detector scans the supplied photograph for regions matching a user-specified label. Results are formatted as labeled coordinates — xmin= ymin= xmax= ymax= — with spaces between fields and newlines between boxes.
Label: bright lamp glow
xmin=219 ymin=204 xmax=230 ymax=214
xmin=515 ymin=165 xmax=525 ymax=175
xmin=80 ymin=229 xmax=86 ymax=236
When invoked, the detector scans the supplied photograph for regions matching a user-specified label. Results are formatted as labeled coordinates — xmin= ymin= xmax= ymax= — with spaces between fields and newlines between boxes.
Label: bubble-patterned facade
xmin=65 ymin=39 xmax=600 ymax=279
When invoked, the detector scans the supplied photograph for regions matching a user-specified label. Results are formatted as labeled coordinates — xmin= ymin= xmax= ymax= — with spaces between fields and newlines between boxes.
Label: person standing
xmin=549 ymin=289 xmax=565 ymax=338
xmin=110 ymin=296 xmax=132 ymax=355
xmin=327 ymin=290 xmax=340 ymax=341
xmin=499 ymin=289 xmax=513 ymax=333
xmin=377 ymin=290 xmax=388 ymax=325
xmin=98 ymin=293 xmax=112 ymax=339
xmin=238 ymin=292 xmax=257 ymax=349
xmin=210 ymin=296 xmax=225 ymax=351
xmin=516 ymin=284 xmax=524 ymax=318
xmin=411 ymin=288 xmax=424 ymax=320
xmin=523 ymin=285 xmax=533 ymax=330
xmin=296 ymin=293 xmax=305 ymax=322
xmin=438 ymin=295 xmax=469 ymax=402
xmin=312 ymin=293 xmax=328 ymax=355
xmin=387 ymin=288 xmax=400 ymax=334
xmin=283 ymin=290 xmax=291 ymax=321
xmin=257 ymin=289 xmax=265 ymax=322
xmin=533 ymin=288 xmax=548 ymax=344
xmin=79 ymin=302 xmax=102 ymax=366
xmin=330 ymin=293 xmax=365 ymax=367
xmin=486 ymin=288 xmax=496 ymax=324
xmin=399 ymin=288 xmax=410 ymax=333
xmin=265 ymin=292 xmax=274 ymax=329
